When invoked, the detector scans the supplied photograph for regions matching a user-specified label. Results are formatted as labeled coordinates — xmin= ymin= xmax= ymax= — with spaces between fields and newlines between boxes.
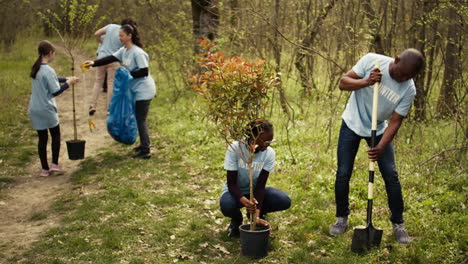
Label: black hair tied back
xmin=30 ymin=40 xmax=55 ymax=79
xmin=121 ymin=24 xmax=143 ymax=48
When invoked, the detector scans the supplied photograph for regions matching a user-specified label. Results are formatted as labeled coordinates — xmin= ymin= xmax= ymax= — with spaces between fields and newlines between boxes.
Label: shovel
xmin=351 ymin=61 xmax=383 ymax=253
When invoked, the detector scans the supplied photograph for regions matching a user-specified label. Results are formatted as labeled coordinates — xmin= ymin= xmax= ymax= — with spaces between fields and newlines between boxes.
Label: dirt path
xmin=0 ymin=47 xmax=113 ymax=261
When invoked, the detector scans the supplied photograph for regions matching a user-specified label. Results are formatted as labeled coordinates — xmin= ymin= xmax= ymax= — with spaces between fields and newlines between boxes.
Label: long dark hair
xmin=121 ymin=24 xmax=143 ymax=48
xmin=30 ymin=40 xmax=55 ymax=79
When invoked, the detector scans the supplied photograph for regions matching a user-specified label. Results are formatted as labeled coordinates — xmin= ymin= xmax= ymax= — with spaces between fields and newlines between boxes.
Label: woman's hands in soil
xmin=240 ymin=197 xmax=257 ymax=214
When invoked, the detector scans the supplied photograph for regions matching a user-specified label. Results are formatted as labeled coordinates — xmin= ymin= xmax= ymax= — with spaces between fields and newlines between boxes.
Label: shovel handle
xmin=369 ymin=60 xmax=380 ymax=172
xmin=368 ymin=60 xmax=380 ymax=181
xmin=367 ymin=60 xmax=380 ymax=225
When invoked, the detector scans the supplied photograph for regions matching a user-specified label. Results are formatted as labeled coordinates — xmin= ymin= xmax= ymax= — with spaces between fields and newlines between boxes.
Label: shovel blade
xmin=351 ymin=225 xmax=383 ymax=253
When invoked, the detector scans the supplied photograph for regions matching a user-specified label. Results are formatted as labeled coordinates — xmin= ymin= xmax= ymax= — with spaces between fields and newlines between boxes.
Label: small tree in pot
xmin=189 ymin=39 xmax=279 ymax=231
xmin=37 ymin=0 xmax=100 ymax=159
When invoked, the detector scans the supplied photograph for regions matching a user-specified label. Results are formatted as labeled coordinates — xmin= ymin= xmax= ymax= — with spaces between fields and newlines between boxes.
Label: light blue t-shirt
xmin=28 ymin=64 xmax=61 ymax=130
xmin=221 ymin=141 xmax=276 ymax=195
xmin=342 ymin=53 xmax=416 ymax=137
xmin=97 ymin=24 xmax=122 ymax=59
xmin=113 ymin=45 xmax=156 ymax=101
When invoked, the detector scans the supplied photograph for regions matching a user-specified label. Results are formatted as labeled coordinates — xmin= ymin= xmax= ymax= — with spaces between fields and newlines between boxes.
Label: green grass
xmin=1 ymin=35 xmax=466 ymax=263
xmin=30 ymin=212 xmax=49 ymax=221
xmin=0 ymin=34 xmax=38 ymax=184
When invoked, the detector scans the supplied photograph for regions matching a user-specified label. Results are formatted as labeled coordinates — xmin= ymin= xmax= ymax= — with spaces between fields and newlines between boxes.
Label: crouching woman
xmin=219 ymin=120 xmax=291 ymax=237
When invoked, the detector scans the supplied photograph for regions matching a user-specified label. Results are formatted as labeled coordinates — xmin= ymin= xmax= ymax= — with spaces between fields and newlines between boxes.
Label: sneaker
xmin=132 ymin=151 xmax=151 ymax=159
xmin=393 ymin=223 xmax=410 ymax=244
xmin=227 ymin=219 xmax=241 ymax=237
xmin=330 ymin=216 xmax=348 ymax=235
xmin=89 ymin=106 xmax=96 ymax=116
xmin=50 ymin=164 xmax=65 ymax=174
xmin=40 ymin=169 xmax=51 ymax=177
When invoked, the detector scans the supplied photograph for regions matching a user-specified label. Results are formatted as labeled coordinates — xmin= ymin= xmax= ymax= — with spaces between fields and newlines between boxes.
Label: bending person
xmin=89 ymin=18 xmax=136 ymax=115
xmin=330 ymin=49 xmax=424 ymax=244
xmin=84 ymin=24 xmax=156 ymax=159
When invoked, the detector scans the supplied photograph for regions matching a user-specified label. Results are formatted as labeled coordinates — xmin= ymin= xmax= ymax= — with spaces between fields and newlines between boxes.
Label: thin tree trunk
xmin=191 ymin=0 xmax=220 ymax=54
xmin=412 ymin=0 xmax=427 ymax=121
xmin=294 ymin=0 xmax=337 ymax=96
xmin=437 ymin=2 xmax=462 ymax=117
xmin=248 ymin=155 xmax=255 ymax=231
xmin=228 ymin=0 xmax=239 ymax=50
xmin=362 ymin=0 xmax=386 ymax=54
xmin=272 ymin=0 xmax=289 ymax=117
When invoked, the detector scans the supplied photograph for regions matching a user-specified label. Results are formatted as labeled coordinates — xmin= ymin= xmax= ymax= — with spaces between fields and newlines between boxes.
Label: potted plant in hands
xmin=189 ymin=39 xmax=279 ymax=258
xmin=38 ymin=0 xmax=100 ymax=159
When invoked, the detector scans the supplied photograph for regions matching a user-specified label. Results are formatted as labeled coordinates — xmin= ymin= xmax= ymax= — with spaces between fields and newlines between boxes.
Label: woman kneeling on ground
xmin=219 ymin=120 xmax=291 ymax=237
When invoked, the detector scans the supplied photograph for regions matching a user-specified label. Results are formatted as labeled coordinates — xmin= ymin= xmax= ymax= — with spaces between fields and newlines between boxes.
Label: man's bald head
xmin=400 ymin=48 xmax=424 ymax=74
xmin=390 ymin=48 xmax=424 ymax=82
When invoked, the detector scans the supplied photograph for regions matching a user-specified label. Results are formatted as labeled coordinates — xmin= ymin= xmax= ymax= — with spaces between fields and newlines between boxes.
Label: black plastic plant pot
xmin=66 ymin=140 xmax=86 ymax=160
xmin=239 ymin=224 xmax=271 ymax=259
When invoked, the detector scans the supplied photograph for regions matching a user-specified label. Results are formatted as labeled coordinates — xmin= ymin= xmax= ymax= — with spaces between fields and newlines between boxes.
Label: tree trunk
xmin=228 ymin=0 xmax=239 ymax=51
xmin=412 ymin=0 xmax=427 ymax=121
xmin=272 ymin=0 xmax=290 ymax=117
xmin=362 ymin=0 xmax=386 ymax=54
xmin=437 ymin=2 xmax=462 ymax=117
xmin=191 ymin=0 xmax=219 ymax=54
xmin=294 ymin=0 xmax=337 ymax=96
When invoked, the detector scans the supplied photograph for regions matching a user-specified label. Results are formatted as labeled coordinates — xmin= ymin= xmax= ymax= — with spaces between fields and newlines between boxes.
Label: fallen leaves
xmin=213 ymin=244 xmax=230 ymax=255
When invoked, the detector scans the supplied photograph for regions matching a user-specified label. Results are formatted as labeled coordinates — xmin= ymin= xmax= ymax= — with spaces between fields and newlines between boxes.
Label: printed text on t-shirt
xmin=379 ymin=84 xmax=400 ymax=104
xmin=238 ymin=160 xmax=264 ymax=172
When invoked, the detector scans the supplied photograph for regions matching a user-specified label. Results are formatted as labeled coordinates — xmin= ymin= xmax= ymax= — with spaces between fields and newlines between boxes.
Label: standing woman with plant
xmin=83 ymin=24 xmax=156 ymax=159
xmin=29 ymin=40 xmax=79 ymax=176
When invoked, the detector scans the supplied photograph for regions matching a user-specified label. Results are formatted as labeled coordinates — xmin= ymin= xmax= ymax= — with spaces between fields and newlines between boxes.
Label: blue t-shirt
xmin=97 ymin=24 xmax=122 ymax=59
xmin=342 ymin=53 xmax=416 ymax=137
xmin=28 ymin=64 xmax=61 ymax=130
xmin=113 ymin=45 xmax=156 ymax=101
xmin=221 ymin=141 xmax=276 ymax=196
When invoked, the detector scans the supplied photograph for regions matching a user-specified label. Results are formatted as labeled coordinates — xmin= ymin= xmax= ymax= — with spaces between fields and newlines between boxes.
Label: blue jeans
xmin=335 ymin=120 xmax=404 ymax=224
xmin=220 ymin=187 xmax=291 ymax=223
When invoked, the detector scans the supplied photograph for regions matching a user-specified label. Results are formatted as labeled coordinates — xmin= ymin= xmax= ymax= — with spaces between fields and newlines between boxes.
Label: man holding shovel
xmin=330 ymin=49 xmax=424 ymax=244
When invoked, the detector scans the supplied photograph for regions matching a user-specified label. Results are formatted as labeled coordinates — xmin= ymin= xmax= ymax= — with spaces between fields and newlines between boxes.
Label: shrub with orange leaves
xmin=189 ymin=38 xmax=279 ymax=144
xmin=190 ymin=39 xmax=279 ymax=230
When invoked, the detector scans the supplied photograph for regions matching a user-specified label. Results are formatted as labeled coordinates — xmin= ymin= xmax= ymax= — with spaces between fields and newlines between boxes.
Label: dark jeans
xmin=37 ymin=125 xmax=60 ymax=170
xmin=220 ymin=187 xmax=291 ymax=223
xmin=335 ymin=120 xmax=404 ymax=224
xmin=135 ymin=99 xmax=152 ymax=153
